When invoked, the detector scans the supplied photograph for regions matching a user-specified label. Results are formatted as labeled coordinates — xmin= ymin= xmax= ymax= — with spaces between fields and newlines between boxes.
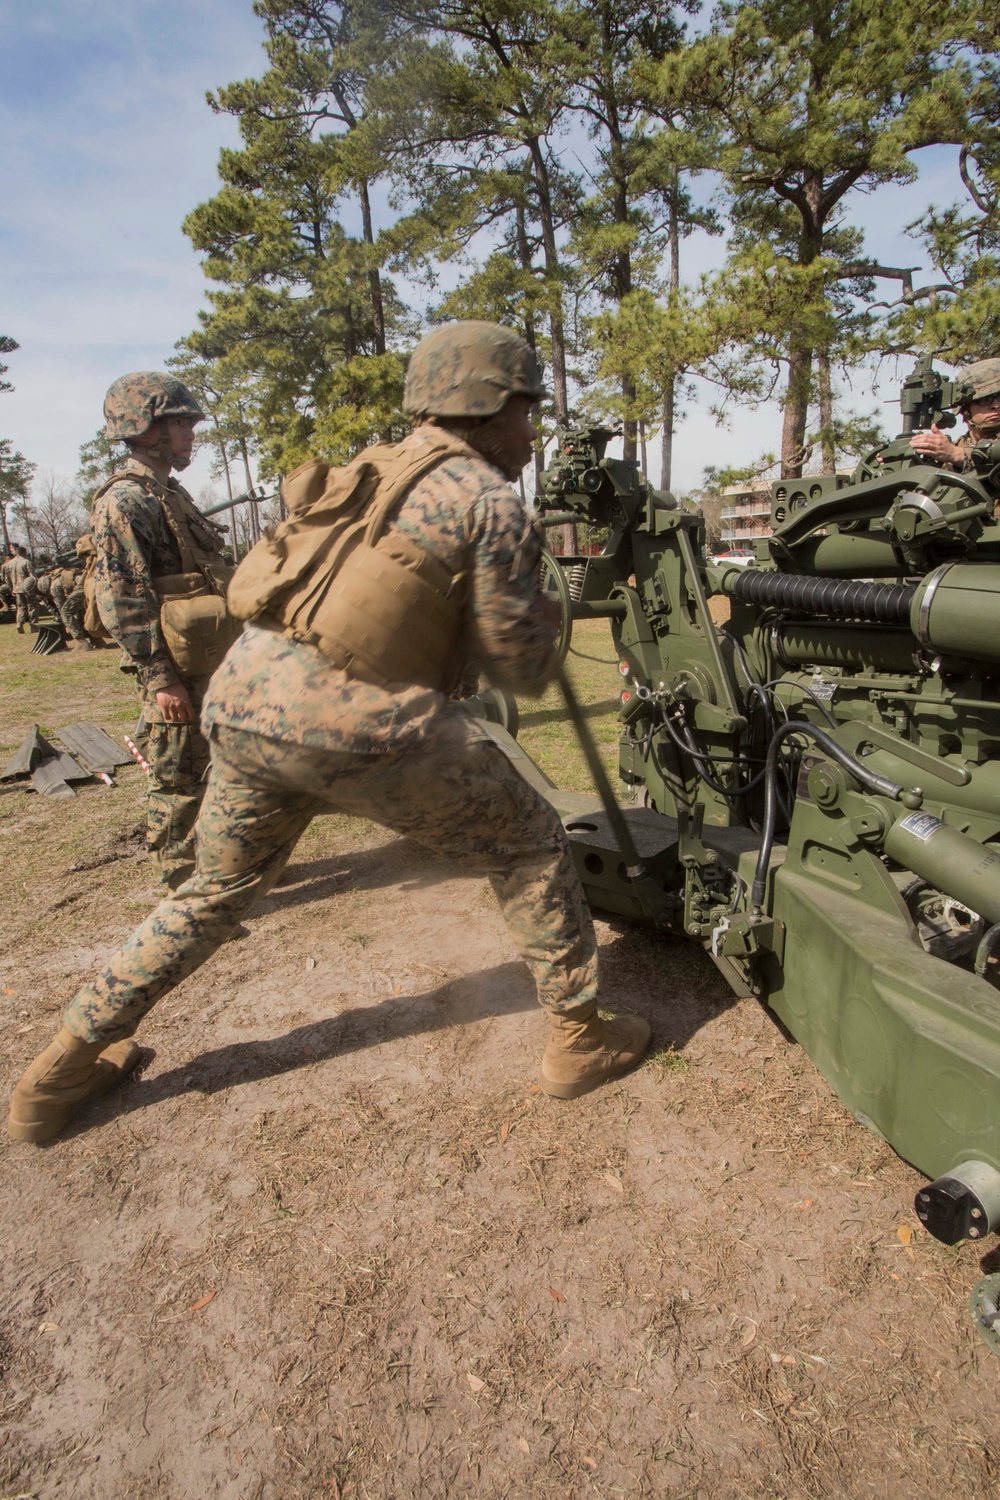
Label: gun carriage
xmin=516 ymin=357 xmax=1000 ymax=1345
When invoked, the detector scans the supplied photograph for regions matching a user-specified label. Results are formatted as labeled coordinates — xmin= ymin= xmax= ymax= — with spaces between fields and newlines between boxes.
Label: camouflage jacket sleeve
xmin=91 ymin=482 xmax=181 ymax=693
xmin=465 ymin=479 xmax=558 ymax=695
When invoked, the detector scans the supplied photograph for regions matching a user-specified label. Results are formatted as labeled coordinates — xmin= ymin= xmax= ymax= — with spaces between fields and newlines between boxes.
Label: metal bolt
xmin=970 ymin=1227 xmax=981 ymax=1238
xmin=918 ymin=1192 xmax=930 ymax=1203
xmin=972 ymin=1207 xmax=983 ymax=1219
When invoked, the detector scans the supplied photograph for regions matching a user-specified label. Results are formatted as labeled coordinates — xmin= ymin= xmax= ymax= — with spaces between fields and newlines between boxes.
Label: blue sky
xmin=0 ymin=0 xmax=265 ymax=497
xmin=0 ymin=1 xmax=972 ymax=498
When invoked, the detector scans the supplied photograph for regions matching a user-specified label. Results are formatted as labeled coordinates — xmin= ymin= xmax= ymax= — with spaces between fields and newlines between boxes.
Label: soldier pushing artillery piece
xmin=7 ymin=321 xmax=651 ymax=1146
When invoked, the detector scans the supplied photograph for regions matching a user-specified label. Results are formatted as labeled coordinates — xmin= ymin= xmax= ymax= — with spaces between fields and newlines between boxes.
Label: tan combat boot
xmin=539 ymin=1004 xmax=651 ymax=1099
xmin=8 ymin=1029 xmax=142 ymax=1144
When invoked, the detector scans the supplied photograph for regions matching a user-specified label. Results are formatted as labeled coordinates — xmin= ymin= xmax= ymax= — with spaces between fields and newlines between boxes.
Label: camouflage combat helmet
xmin=103 ymin=371 xmax=205 ymax=442
xmin=403 ymin=321 xmax=546 ymax=419
xmin=957 ymin=359 xmax=1000 ymax=407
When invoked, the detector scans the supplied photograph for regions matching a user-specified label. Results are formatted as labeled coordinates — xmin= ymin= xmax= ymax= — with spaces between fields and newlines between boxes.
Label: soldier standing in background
xmin=910 ymin=359 xmax=1000 ymax=471
xmin=87 ymin=372 xmax=237 ymax=888
xmin=0 ymin=548 xmax=15 ymax=615
xmin=7 ymin=321 xmax=651 ymax=1145
xmin=6 ymin=545 xmax=37 ymax=633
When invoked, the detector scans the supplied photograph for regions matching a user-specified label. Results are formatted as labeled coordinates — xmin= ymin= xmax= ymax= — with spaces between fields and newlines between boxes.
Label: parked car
xmin=710 ymin=547 xmax=757 ymax=567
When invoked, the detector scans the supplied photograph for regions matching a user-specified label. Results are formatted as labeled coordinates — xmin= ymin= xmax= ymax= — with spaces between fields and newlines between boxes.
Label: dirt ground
xmin=2 ymin=622 xmax=999 ymax=1500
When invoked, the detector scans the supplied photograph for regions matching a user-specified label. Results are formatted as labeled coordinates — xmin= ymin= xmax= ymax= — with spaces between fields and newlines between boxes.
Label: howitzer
xmin=499 ymin=359 xmax=1000 ymax=1348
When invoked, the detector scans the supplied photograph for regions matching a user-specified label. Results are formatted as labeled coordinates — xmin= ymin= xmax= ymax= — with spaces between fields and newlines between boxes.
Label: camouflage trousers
xmin=143 ymin=719 xmax=211 ymax=890
xmin=62 ymin=711 xmax=598 ymax=1045
xmin=50 ymin=578 xmax=86 ymax=640
xmin=14 ymin=588 xmax=37 ymax=627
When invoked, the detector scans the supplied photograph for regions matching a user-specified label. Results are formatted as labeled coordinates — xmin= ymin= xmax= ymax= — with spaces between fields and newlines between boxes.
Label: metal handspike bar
xmin=556 ymin=665 xmax=670 ymax=927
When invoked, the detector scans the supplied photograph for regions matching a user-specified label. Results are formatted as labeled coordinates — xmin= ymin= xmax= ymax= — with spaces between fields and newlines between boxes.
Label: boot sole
xmin=538 ymin=1051 xmax=646 ymax=1100
xmin=7 ymin=1044 xmax=146 ymax=1144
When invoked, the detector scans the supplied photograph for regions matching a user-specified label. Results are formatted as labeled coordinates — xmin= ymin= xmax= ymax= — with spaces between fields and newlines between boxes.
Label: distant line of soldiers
xmin=1 ymin=540 xmax=96 ymax=648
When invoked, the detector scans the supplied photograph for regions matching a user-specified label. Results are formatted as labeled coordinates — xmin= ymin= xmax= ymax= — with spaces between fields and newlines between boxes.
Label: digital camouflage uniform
xmin=7 ymin=551 xmax=37 ymax=628
xmin=90 ymin=453 xmax=214 ymax=887
xmin=61 ymin=425 xmax=599 ymax=1046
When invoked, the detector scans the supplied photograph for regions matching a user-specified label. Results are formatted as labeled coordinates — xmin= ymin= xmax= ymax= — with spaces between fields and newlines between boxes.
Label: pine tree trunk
xmin=817 ymin=347 xmax=836 ymax=473
xmin=660 ymin=380 xmax=675 ymax=492
xmin=0 ymin=503 xmax=9 ymax=554
xmin=622 ymin=375 xmax=637 ymax=463
xmin=781 ymin=345 xmax=813 ymax=478
xmin=358 ymin=178 xmax=386 ymax=357
xmin=527 ymin=140 xmax=568 ymax=424
xmin=660 ymin=173 xmax=680 ymax=491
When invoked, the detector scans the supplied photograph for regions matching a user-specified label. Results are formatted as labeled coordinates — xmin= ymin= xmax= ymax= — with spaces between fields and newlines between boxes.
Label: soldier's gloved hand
xmin=155 ymin=683 xmax=195 ymax=724
xmin=909 ymin=424 xmax=963 ymax=465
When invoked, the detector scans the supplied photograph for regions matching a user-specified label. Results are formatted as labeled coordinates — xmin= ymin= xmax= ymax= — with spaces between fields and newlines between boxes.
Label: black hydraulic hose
xmin=657 ymin=707 xmax=769 ymax=798
xmin=750 ymin=721 xmax=905 ymax=911
xmin=725 ymin=570 xmax=916 ymax=625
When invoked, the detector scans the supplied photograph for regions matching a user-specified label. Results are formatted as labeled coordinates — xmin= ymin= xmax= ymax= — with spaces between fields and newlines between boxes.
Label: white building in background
xmin=720 ymin=483 xmax=773 ymax=546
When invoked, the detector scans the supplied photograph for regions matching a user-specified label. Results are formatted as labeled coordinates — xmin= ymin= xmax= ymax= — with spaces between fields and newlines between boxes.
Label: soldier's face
xmin=970 ymin=393 xmax=1000 ymax=434
xmin=165 ymin=415 xmax=199 ymax=467
xmin=495 ymin=395 xmax=539 ymax=476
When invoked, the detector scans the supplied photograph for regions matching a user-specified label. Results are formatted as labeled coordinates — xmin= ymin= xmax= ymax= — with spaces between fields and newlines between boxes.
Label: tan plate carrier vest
xmin=87 ymin=471 xmax=241 ymax=676
xmin=227 ymin=430 xmax=475 ymax=691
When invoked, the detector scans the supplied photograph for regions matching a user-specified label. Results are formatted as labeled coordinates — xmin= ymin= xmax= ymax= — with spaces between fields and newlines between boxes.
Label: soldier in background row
xmin=86 ymin=373 xmax=237 ymax=888
xmin=4 ymin=544 xmax=37 ymax=633
xmin=7 ymin=321 xmax=651 ymax=1146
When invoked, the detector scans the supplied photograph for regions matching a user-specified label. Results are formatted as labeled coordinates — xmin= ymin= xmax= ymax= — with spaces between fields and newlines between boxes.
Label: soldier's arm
xmin=92 ymin=488 xmax=180 ymax=694
xmin=468 ymin=482 xmax=559 ymax=694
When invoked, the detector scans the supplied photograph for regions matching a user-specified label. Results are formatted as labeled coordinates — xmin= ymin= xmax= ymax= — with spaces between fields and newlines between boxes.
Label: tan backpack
xmin=228 ymin=429 xmax=474 ymax=690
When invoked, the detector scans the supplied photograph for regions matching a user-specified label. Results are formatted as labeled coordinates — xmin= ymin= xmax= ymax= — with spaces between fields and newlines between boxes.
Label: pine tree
xmin=384 ymin=0 xmax=588 ymax=429
xmin=0 ymin=335 xmax=18 ymax=397
xmin=184 ymin=0 xmax=414 ymax=474
xmin=658 ymin=0 xmax=985 ymax=475
xmin=0 ymin=440 xmax=35 ymax=553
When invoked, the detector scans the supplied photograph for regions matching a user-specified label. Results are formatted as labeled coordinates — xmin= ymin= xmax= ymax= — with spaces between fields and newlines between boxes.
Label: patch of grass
xmin=516 ymin=618 xmax=623 ymax=792
xmin=650 ymin=1044 xmax=693 ymax=1073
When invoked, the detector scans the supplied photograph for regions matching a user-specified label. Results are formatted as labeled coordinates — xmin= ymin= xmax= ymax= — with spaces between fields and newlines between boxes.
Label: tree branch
xmin=959 ymin=145 xmax=992 ymax=216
